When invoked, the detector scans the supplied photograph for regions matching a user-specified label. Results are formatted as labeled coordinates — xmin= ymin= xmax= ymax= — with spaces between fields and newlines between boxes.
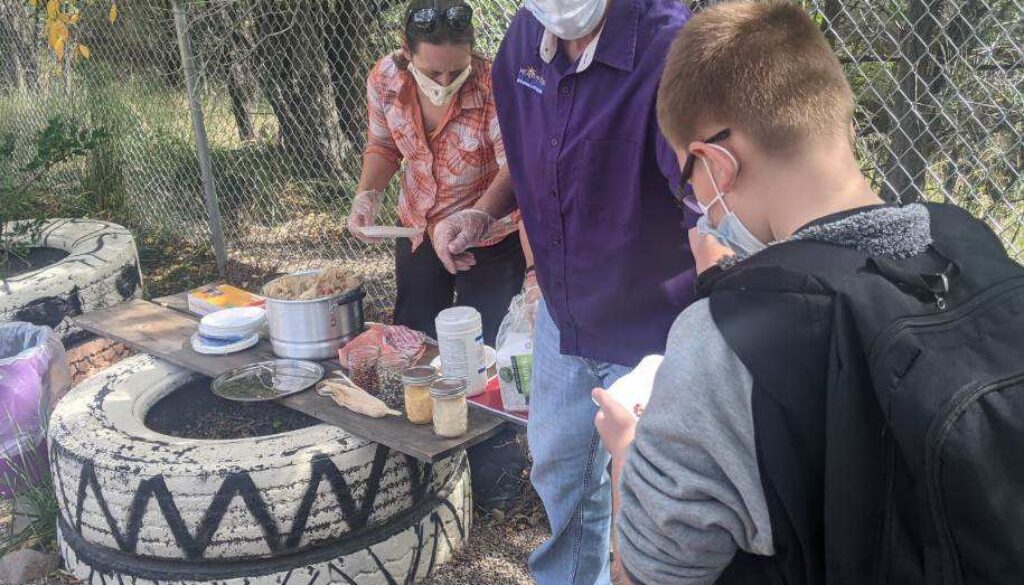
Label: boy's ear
xmin=690 ymin=142 xmax=739 ymax=194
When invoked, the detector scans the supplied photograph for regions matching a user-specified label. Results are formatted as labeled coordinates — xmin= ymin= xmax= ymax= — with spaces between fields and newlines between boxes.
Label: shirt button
xmin=553 ymin=237 xmax=562 ymax=246
xmin=550 ymin=137 xmax=559 ymax=147
xmin=561 ymin=85 xmax=570 ymax=95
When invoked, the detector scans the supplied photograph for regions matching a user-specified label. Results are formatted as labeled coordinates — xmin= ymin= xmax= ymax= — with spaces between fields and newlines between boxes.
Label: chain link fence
xmin=1 ymin=0 xmax=1021 ymax=318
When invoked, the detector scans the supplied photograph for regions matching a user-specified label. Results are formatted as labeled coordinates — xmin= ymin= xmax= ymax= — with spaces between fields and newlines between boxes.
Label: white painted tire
xmin=49 ymin=354 xmax=466 ymax=562
xmin=0 ymin=219 xmax=143 ymax=345
xmin=58 ymin=463 xmax=471 ymax=584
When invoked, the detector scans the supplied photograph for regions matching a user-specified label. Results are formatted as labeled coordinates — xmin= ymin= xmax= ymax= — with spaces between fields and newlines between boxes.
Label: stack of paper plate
xmin=191 ymin=332 xmax=261 ymax=355
xmin=193 ymin=307 xmax=266 ymax=355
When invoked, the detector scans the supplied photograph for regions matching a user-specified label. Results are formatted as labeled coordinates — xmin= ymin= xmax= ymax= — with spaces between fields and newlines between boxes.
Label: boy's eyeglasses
xmin=679 ymin=128 xmax=732 ymax=187
xmin=675 ymin=127 xmax=731 ymax=213
xmin=408 ymin=5 xmax=474 ymax=32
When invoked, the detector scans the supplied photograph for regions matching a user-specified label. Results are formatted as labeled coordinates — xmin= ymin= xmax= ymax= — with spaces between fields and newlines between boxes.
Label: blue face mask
xmin=693 ymin=145 xmax=767 ymax=257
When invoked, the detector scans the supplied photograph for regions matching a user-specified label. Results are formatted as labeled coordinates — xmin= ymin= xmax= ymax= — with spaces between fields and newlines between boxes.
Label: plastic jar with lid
xmin=401 ymin=365 xmax=438 ymax=425
xmin=429 ymin=377 xmax=469 ymax=438
xmin=435 ymin=306 xmax=486 ymax=396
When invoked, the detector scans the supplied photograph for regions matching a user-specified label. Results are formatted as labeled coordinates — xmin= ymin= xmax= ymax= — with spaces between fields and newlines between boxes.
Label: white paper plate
xmin=200 ymin=307 xmax=266 ymax=337
xmin=191 ymin=332 xmax=261 ymax=356
xmin=593 ymin=355 xmax=664 ymax=418
xmin=431 ymin=346 xmax=497 ymax=372
xmin=359 ymin=225 xmax=424 ymax=239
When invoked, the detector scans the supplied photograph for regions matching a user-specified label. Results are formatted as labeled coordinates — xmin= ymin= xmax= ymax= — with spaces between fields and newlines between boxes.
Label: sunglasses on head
xmin=676 ymin=128 xmax=732 ymax=212
xmin=408 ymin=5 xmax=473 ymax=32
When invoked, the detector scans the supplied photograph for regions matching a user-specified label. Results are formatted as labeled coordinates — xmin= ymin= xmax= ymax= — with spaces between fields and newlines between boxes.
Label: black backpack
xmin=708 ymin=203 xmax=1024 ymax=584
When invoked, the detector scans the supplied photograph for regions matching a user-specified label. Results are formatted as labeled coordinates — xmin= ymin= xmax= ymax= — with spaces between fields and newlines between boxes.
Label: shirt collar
xmin=537 ymin=0 xmax=640 ymax=73
xmin=539 ymin=25 xmax=604 ymax=72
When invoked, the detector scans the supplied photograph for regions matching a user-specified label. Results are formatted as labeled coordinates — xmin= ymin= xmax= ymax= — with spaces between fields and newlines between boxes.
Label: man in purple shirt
xmin=431 ymin=0 xmax=695 ymax=582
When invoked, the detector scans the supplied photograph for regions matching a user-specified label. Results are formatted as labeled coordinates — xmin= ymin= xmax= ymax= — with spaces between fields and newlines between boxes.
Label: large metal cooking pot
xmin=262 ymin=271 xmax=365 ymax=360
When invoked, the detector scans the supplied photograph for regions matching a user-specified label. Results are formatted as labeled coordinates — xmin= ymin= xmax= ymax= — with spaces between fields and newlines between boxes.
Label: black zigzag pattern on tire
xmin=57 ymin=461 xmax=472 ymax=584
xmin=61 ymin=442 xmax=436 ymax=560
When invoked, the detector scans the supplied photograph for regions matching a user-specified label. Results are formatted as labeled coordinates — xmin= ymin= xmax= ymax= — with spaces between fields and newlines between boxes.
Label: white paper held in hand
xmin=594 ymin=355 xmax=664 ymax=419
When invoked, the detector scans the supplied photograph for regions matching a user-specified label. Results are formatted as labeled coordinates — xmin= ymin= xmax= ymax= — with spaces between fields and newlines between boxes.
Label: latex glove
xmin=432 ymin=209 xmax=495 ymax=274
xmin=593 ymin=388 xmax=638 ymax=461
xmin=347 ymin=190 xmax=384 ymax=244
xmin=524 ymin=270 xmax=541 ymax=306
xmin=689 ymin=226 xmax=734 ymax=274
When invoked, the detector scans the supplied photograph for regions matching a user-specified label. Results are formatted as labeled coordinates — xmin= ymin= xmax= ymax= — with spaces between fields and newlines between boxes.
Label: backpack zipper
xmin=925 ymin=371 xmax=1024 ymax=583
xmin=869 ymin=276 xmax=1024 ymax=365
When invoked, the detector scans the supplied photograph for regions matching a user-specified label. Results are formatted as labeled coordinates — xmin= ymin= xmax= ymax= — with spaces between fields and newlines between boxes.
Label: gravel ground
xmin=421 ymin=496 xmax=547 ymax=585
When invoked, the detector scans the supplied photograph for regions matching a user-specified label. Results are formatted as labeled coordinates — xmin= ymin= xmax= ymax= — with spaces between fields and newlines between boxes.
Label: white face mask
xmin=409 ymin=63 xmax=473 ymax=107
xmin=694 ymin=144 xmax=768 ymax=257
xmin=525 ymin=0 xmax=608 ymax=40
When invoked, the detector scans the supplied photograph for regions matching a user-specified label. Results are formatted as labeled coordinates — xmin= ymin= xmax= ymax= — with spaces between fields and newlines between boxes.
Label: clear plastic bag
xmin=1 ymin=322 xmax=70 ymax=495
xmin=495 ymin=290 xmax=538 ymax=414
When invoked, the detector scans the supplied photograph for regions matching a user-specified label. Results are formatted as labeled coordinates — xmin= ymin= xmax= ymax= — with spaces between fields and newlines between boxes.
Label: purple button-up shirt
xmin=494 ymin=0 xmax=697 ymax=366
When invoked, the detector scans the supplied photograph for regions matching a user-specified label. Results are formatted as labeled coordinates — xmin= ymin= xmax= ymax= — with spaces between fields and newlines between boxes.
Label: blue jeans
xmin=528 ymin=301 xmax=632 ymax=585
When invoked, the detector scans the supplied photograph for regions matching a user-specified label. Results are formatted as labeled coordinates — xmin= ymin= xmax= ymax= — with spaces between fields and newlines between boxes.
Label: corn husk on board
xmin=319 ymin=378 xmax=401 ymax=418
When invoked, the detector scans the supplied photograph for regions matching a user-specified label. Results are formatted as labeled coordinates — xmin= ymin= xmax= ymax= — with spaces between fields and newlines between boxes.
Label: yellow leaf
xmin=77 ymin=43 xmax=91 ymax=59
xmin=47 ymin=20 xmax=68 ymax=50
xmin=109 ymin=3 xmax=118 ymax=24
xmin=54 ymin=34 xmax=66 ymax=58
xmin=70 ymin=12 xmax=81 ymax=24
xmin=29 ymin=0 xmax=39 ymax=7
xmin=47 ymin=21 xmax=58 ymax=47
xmin=46 ymin=0 xmax=58 ymax=20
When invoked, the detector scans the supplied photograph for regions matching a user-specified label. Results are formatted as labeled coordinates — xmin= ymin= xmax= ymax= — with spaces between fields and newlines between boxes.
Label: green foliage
xmin=0 ymin=116 xmax=108 ymax=270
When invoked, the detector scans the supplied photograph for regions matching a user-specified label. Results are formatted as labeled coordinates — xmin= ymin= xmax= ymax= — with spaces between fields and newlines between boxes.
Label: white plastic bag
xmin=495 ymin=291 xmax=537 ymax=414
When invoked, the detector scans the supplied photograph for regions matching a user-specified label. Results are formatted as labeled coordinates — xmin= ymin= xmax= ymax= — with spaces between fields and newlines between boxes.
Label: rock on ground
xmin=0 ymin=548 xmax=59 ymax=584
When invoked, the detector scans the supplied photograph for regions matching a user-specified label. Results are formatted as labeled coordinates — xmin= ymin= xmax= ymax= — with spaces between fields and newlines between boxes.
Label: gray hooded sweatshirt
xmin=617 ymin=204 xmax=933 ymax=584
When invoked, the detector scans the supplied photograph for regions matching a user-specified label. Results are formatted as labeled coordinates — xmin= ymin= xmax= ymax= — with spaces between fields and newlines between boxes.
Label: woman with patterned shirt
xmin=347 ymin=0 xmax=530 ymax=346
xmin=347 ymin=0 xmax=530 ymax=510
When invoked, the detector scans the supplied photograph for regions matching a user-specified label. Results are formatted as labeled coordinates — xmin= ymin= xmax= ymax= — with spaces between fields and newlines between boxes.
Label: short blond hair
xmin=657 ymin=0 xmax=854 ymax=153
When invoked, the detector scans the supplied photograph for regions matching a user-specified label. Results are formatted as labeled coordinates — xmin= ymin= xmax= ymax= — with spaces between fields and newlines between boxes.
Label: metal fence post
xmin=171 ymin=0 xmax=228 ymax=277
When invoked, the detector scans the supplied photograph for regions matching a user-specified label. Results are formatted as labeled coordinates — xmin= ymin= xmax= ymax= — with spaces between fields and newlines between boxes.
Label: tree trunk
xmin=0 ymin=2 xmax=41 ymax=92
xmin=881 ymin=0 xmax=991 ymax=203
xmin=881 ymin=0 xmax=946 ymax=203
xmin=251 ymin=2 xmax=346 ymax=175
xmin=217 ymin=3 xmax=257 ymax=141
xmin=323 ymin=0 xmax=405 ymax=155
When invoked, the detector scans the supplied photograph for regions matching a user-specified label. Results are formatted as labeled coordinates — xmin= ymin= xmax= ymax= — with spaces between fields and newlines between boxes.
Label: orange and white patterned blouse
xmin=364 ymin=52 xmax=519 ymax=251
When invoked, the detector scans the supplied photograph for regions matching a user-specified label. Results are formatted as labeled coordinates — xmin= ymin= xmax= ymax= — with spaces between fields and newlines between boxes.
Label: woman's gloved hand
xmin=347 ymin=190 xmax=385 ymax=244
xmin=432 ymin=209 xmax=496 ymax=273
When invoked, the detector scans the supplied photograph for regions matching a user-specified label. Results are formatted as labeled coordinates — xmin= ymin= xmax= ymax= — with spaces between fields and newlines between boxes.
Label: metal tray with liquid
xmin=211 ymin=359 xmax=325 ymax=402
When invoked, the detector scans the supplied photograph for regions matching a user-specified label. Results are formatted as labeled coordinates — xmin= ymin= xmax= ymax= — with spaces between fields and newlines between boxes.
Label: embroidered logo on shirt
xmin=516 ymin=66 xmax=545 ymax=95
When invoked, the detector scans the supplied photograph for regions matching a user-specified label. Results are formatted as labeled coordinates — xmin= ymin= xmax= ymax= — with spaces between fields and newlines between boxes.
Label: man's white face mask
xmin=525 ymin=0 xmax=608 ymax=40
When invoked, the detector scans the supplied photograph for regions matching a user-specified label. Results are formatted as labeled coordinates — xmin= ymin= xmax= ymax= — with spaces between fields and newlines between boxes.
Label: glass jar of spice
xmin=378 ymin=353 xmax=411 ymax=410
xmin=347 ymin=346 xmax=380 ymax=395
xmin=428 ymin=377 xmax=469 ymax=438
xmin=401 ymin=366 xmax=438 ymax=425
